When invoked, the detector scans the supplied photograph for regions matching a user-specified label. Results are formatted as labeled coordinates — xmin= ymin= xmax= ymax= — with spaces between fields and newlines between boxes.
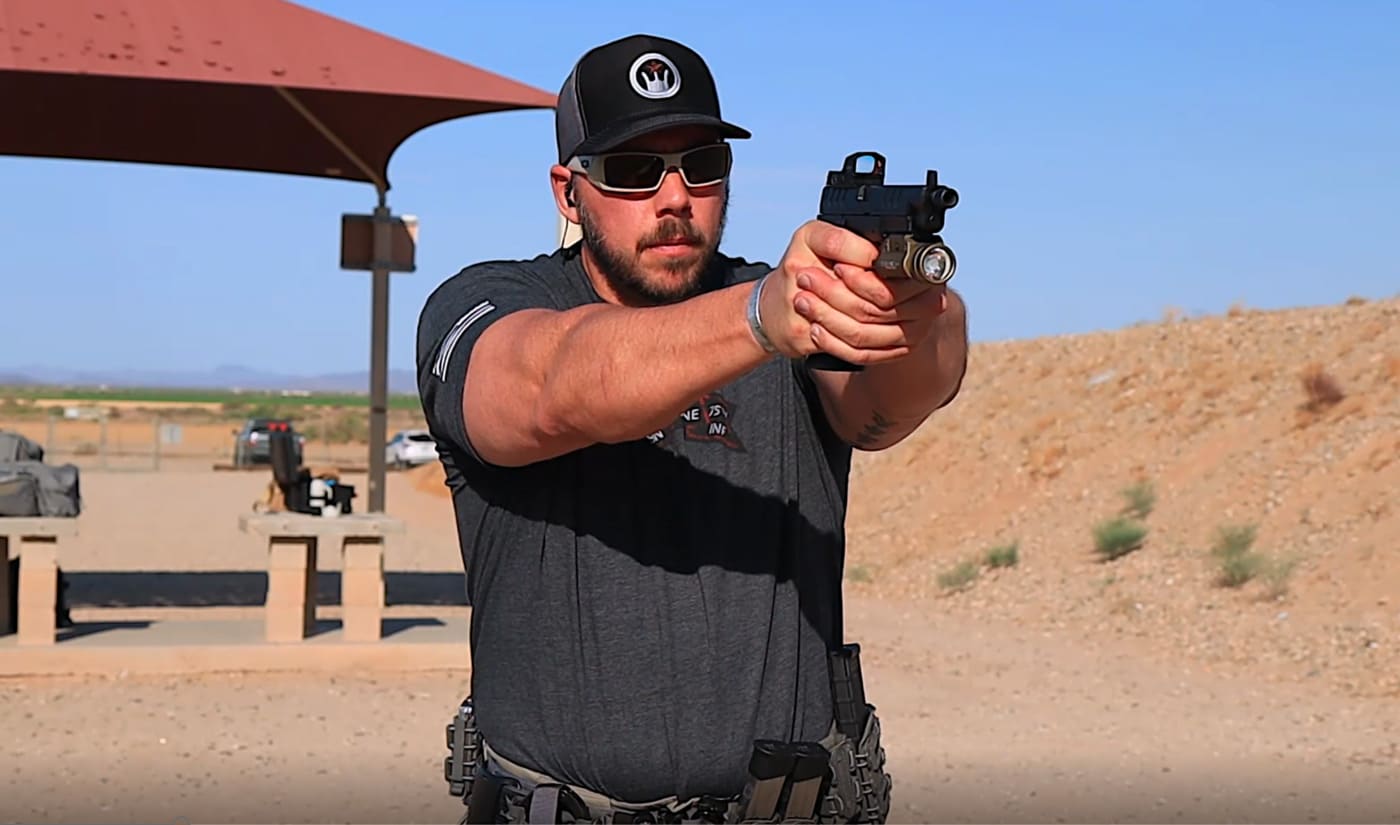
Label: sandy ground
xmin=3 ymin=597 xmax=1398 ymax=824
xmin=1 ymin=462 xmax=1397 ymax=823
xmin=4 ymin=296 xmax=1400 ymax=823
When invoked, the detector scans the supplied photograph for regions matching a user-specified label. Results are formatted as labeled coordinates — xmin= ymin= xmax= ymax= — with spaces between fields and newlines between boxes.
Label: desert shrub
xmin=984 ymin=542 xmax=1020 ymax=569
xmin=937 ymin=560 xmax=980 ymax=592
xmin=1211 ymin=523 xmax=1264 ymax=588
xmin=1093 ymin=517 xmax=1147 ymax=561
xmin=1216 ymin=547 xmax=1266 ymax=587
xmin=1260 ymin=553 xmax=1301 ymax=599
xmin=1212 ymin=524 xmax=1257 ymax=557
xmin=847 ymin=564 xmax=873 ymax=584
xmin=1120 ymin=480 xmax=1156 ymax=520
xmin=1300 ymin=363 xmax=1344 ymax=411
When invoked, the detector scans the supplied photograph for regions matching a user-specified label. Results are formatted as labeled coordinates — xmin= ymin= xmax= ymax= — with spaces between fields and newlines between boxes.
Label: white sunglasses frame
xmin=565 ymin=144 xmax=732 ymax=194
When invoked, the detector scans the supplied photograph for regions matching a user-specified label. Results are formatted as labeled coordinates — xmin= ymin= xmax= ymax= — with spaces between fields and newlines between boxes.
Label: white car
xmin=385 ymin=429 xmax=438 ymax=469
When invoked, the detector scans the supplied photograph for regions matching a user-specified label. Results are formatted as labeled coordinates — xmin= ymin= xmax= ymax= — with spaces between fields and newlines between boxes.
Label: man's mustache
xmin=638 ymin=219 xmax=704 ymax=249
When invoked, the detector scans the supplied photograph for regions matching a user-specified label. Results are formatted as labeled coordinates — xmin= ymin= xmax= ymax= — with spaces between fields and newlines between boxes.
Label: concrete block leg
xmin=0 ymin=537 xmax=11 ymax=637
xmin=265 ymin=536 xmax=318 ymax=643
xmin=341 ymin=537 xmax=384 ymax=642
xmin=17 ymin=538 xmax=58 ymax=646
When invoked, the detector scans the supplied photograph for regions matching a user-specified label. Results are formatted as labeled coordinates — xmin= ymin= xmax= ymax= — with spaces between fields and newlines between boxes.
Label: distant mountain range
xmin=0 ymin=364 xmax=420 ymax=395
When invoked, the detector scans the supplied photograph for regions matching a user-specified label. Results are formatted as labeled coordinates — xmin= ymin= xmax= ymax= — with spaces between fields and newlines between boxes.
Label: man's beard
xmin=578 ymin=190 xmax=728 ymax=305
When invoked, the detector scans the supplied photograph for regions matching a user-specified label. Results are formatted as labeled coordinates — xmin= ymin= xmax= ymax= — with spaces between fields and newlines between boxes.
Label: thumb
xmin=803 ymin=220 xmax=878 ymax=268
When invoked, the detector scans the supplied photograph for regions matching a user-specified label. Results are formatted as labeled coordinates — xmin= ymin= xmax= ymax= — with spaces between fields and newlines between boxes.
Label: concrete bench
xmin=0 ymin=517 xmax=79 ymax=646
xmin=238 ymin=513 xmax=405 ymax=643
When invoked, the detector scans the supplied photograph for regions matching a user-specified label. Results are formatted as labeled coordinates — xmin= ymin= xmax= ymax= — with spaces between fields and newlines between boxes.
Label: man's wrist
xmin=745 ymin=273 xmax=780 ymax=356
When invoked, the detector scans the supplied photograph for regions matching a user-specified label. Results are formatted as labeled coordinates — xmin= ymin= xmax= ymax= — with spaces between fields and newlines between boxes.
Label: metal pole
xmin=367 ymin=193 xmax=391 ymax=513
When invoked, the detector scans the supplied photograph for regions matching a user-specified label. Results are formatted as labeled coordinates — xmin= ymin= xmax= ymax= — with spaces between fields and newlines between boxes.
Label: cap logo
xmin=629 ymin=52 xmax=681 ymax=99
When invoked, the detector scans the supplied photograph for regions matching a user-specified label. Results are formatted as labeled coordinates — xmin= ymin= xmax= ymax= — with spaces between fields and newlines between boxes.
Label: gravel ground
xmin=4 ymin=596 xmax=1398 ymax=824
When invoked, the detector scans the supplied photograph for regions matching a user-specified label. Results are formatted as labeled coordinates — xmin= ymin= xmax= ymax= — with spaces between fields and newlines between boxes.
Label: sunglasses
xmin=567 ymin=143 xmax=732 ymax=193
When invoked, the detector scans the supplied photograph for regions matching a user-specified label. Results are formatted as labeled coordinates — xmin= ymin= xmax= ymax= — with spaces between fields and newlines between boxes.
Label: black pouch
xmin=820 ymin=706 xmax=891 ymax=824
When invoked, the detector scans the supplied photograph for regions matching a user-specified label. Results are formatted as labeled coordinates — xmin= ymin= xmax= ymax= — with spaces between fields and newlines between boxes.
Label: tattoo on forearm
xmin=854 ymin=410 xmax=898 ymax=446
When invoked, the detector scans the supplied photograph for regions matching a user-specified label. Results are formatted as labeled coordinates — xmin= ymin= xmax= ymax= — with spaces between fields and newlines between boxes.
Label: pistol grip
xmin=806 ymin=353 xmax=864 ymax=373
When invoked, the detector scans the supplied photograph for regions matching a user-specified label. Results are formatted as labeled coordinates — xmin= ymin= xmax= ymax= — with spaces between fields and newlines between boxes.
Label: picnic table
xmin=238 ymin=512 xmax=405 ymax=643
xmin=1 ymin=517 xmax=78 ymax=645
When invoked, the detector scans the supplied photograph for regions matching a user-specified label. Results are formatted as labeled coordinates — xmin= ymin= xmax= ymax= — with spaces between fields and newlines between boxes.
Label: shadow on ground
xmin=61 ymin=571 xmax=470 ymax=608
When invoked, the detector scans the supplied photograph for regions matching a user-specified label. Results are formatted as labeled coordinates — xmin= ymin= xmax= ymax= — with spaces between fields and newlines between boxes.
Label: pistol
xmin=808 ymin=151 xmax=959 ymax=372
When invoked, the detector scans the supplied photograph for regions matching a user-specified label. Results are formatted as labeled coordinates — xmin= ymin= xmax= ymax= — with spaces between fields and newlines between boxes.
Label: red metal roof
xmin=0 ymin=0 xmax=558 ymax=187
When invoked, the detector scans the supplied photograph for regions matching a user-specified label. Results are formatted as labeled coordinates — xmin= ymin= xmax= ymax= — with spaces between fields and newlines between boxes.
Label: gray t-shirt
xmin=416 ymin=244 xmax=852 ymax=803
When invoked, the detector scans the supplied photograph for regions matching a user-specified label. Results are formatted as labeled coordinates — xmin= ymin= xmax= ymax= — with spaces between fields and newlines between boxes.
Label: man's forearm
xmin=541 ymin=283 xmax=771 ymax=441
xmin=466 ymin=280 xmax=772 ymax=465
xmin=814 ymin=290 xmax=969 ymax=451
xmin=863 ymin=290 xmax=968 ymax=413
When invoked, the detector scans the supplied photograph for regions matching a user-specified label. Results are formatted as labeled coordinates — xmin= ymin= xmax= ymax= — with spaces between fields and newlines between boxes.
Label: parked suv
xmin=232 ymin=418 xmax=305 ymax=467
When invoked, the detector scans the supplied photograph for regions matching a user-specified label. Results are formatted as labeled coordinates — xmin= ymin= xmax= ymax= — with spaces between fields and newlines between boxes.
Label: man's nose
xmin=653 ymin=168 xmax=692 ymax=212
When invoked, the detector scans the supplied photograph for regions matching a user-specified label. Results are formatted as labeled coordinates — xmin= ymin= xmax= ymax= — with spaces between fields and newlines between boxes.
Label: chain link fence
xmin=0 ymin=405 xmax=424 ymax=472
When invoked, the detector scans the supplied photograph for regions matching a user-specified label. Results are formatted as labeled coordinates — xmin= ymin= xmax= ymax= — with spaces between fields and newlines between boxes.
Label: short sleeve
xmin=415 ymin=263 xmax=557 ymax=463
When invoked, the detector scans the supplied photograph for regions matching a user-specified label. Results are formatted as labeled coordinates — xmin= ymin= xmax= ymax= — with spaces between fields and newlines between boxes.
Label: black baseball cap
xmin=555 ymin=34 xmax=751 ymax=164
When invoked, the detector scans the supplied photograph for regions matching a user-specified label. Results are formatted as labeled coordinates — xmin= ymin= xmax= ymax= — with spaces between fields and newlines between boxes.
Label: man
xmin=418 ymin=33 xmax=968 ymax=823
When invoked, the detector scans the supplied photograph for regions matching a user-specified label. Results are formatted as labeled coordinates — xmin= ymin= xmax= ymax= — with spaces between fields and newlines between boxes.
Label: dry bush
xmin=1212 ymin=524 xmax=1263 ymax=588
xmin=1345 ymin=295 xmax=1368 ymax=306
xmin=983 ymin=542 xmax=1020 ymax=569
xmin=937 ymin=560 xmax=980 ymax=592
xmin=1120 ymin=480 xmax=1156 ymax=520
xmin=1260 ymin=554 xmax=1302 ymax=600
xmin=1227 ymin=301 xmax=1248 ymax=317
xmin=1300 ymin=363 xmax=1345 ymax=411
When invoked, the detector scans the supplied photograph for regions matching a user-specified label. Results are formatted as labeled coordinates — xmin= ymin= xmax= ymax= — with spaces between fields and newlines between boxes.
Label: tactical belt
xmin=446 ymin=645 xmax=892 ymax=823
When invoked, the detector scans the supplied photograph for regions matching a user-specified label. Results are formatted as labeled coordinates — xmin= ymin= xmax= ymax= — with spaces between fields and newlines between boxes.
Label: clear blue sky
xmin=4 ymin=0 xmax=1397 ymax=377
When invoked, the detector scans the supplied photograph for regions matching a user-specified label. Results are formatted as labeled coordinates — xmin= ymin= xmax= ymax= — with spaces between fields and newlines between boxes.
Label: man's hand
xmin=758 ymin=220 xmax=947 ymax=365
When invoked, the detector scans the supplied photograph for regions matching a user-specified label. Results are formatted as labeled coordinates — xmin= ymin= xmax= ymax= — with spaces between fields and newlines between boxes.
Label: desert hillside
xmin=844 ymin=295 xmax=1400 ymax=700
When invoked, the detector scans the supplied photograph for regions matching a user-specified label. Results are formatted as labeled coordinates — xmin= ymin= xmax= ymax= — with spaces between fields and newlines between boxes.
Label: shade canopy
xmin=0 ymin=0 xmax=558 ymax=190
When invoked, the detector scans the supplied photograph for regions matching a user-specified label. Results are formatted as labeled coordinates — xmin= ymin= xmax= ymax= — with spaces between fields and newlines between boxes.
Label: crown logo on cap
xmin=638 ymin=62 xmax=672 ymax=94
xmin=629 ymin=52 xmax=681 ymax=99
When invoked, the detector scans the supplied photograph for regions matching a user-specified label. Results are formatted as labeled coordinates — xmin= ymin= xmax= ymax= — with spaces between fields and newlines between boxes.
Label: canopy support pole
xmin=277 ymin=86 xmax=393 ymax=512
xmin=367 ymin=187 xmax=390 ymax=513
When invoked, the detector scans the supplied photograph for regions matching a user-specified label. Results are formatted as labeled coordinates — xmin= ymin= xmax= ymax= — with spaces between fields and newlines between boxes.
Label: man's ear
xmin=550 ymin=164 xmax=580 ymax=222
